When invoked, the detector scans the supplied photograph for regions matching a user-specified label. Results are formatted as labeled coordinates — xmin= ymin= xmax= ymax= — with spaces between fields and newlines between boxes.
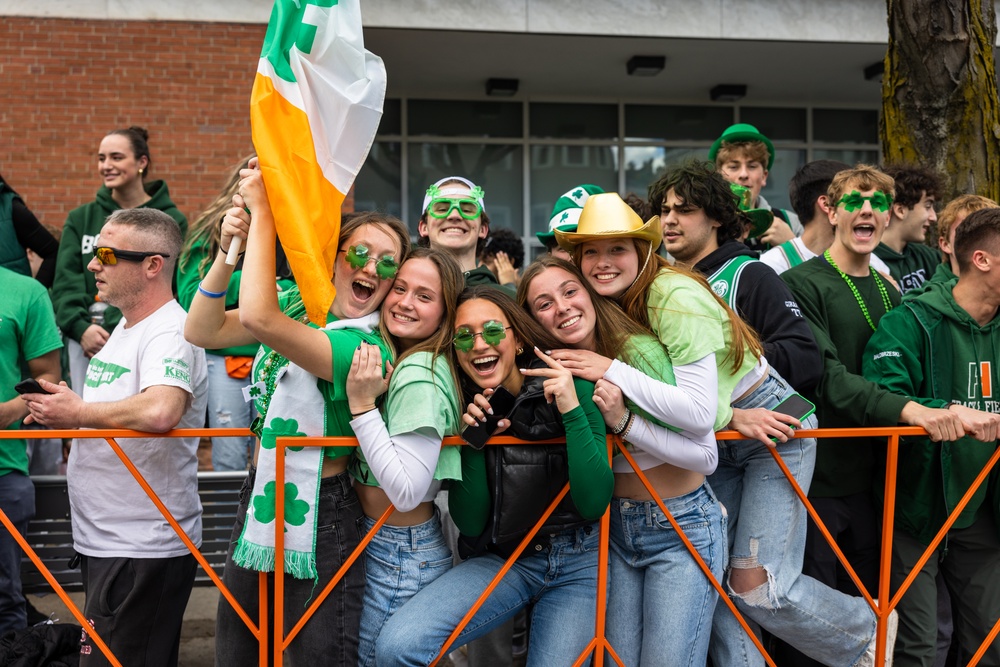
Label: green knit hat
xmin=731 ymin=183 xmax=774 ymax=239
xmin=709 ymin=123 xmax=775 ymax=170
xmin=536 ymin=184 xmax=605 ymax=246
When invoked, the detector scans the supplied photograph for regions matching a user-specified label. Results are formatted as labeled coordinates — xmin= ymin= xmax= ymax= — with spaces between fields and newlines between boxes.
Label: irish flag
xmin=251 ymin=0 xmax=386 ymax=326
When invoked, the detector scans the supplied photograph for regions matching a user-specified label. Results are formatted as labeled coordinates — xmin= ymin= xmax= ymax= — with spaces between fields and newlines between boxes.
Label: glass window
xmin=530 ymin=103 xmax=618 ymax=139
xmin=379 ymin=99 xmax=401 ymax=136
xmin=813 ymin=109 xmax=879 ymax=144
xmin=625 ymin=105 xmax=733 ymax=142
xmin=354 ymin=141 xmax=402 ymax=218
xmin=812 ymin=148 xmax=880 ymax=166
xmin=740 ymin=107 xmax=807 ymax=142
xmin=407 ymin=143 xmax=523 ymax=235
xmin=758 ymin=149 xmax=806 ymax=211
xmin=529 ymin=145 xmax=618 ymax=234
xmin=623 ymin=146 xmax=706 ymax=199
xmin=408 ymin=100 xmax=522 ymax=138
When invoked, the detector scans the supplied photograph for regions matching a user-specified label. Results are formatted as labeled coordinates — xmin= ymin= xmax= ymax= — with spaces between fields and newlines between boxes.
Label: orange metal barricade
xmin=2 ymin=425 xmax=998 ymax=666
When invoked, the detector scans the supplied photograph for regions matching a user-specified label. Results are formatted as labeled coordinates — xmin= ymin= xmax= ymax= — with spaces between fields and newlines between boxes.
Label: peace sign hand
xmin=520 ymin=347 xmax=580 ymax=415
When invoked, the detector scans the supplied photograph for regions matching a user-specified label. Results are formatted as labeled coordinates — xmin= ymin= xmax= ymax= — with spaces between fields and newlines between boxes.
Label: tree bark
xmin=882 ymin=0 xmax=1000 ymax=202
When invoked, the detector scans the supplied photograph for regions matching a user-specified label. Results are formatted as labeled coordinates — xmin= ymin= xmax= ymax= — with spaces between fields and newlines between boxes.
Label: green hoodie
xmin=862 ymin=285 xmax=1000 ymax=544
xmin=902 ymin=262 xmax=956 ymax=301
xmin=52 ymin=181 xmax=186 ymax=341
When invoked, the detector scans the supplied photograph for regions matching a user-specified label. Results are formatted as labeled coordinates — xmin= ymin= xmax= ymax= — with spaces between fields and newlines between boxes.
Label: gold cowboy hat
xmin=555 ymin=192 xmax=662 ymax=252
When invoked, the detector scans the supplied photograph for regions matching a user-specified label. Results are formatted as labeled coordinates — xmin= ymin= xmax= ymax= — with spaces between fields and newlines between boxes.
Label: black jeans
xmin=215 ymin=467 xmax=366 ymax=666
xmin=0 ymin=472 xmax=33 ymax=635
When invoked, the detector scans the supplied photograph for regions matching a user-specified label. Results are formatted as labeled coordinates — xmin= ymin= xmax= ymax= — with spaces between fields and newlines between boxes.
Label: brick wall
xmin=0 ymin=16 xmax=353 ymax=233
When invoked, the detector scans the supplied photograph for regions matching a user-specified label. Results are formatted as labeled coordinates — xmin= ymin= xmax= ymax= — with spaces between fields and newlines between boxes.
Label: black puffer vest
xmin=459 ymin=358 xmax=592 ymax=558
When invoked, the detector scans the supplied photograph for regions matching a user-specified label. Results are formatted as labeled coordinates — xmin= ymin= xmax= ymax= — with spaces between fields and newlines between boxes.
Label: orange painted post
xmin=259 ymin=571 xmax=269 ymax=667
xmin=274 ymin=438 xmax=286 ymax=667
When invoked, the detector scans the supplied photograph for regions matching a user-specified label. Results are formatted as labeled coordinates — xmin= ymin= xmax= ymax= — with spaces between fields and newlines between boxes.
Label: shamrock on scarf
xmin=251 ymin=481 xmax=310 ymax=527
xmin=261 ymin=417 xmax=306 ymax=451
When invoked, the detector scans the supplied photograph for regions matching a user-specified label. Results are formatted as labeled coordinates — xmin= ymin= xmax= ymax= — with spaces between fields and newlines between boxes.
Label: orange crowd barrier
xmin=1 ymin=425 xmax=997 ymax=666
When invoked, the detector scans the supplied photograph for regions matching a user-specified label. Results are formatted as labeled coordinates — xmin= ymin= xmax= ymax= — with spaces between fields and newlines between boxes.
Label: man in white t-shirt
xmin=761 ymin=159 xmax=893 ymax=279
xmin=23 ymin=208 xmax=207 ymax=667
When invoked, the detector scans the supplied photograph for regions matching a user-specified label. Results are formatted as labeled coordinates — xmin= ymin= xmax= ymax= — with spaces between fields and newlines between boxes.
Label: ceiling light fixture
xmin=485 ymin=78 xmax=519 ymax=97
xmin=710 ymin=84 xmax=747 ymax=102
xmin=626 ymin=55 xmax=666 ymax=77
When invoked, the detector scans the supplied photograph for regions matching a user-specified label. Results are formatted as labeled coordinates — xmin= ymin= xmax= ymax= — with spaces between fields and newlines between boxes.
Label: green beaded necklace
xmin=823 ymin=249 xmax=893 ymax=331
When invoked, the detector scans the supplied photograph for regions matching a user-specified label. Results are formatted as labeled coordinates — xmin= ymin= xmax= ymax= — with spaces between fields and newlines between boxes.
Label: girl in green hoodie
xmin=52 ymin=126 xmax=186 ymax=394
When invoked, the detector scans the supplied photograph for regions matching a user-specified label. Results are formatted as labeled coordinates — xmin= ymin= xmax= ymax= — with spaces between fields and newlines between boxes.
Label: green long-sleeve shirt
xmin=782 ymin=256 xmax=910 ymax=497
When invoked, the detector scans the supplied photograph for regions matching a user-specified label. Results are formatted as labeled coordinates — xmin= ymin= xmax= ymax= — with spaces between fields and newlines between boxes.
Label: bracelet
xmin=198 ymin=283 xmax=228 ymax=299
xmin=612 ymin=410 xmax=631 ymax=434
xmin=621 ymin=413 xmax=636 ymax=440
xmin=351 ymin=405 xmax=377 ymax=418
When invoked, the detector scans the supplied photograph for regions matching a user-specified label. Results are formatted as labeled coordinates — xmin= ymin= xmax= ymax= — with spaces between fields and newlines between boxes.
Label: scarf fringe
xmin=233 ymin=538 xmax=318 ymax=580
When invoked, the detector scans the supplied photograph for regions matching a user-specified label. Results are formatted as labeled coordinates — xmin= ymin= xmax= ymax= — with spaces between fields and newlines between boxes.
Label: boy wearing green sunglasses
xmin=418 ymin=176 xmax=506 ymax=290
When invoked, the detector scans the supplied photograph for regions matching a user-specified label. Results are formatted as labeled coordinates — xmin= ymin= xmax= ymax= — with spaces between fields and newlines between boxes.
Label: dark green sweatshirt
xmin=863 ymin=284 xmax=1000 ymax=544
xmin=874 ymin=241 xmax=941 ymax=295
xmin=52 ymin=181 xmax=186 ymax=341
xmin=782 ymin=256 xmax=910 ymax=497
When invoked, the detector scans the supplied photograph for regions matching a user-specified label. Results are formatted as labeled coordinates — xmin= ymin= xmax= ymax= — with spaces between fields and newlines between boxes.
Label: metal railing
xmin=1 ymin=426 xmax=997 ymax=666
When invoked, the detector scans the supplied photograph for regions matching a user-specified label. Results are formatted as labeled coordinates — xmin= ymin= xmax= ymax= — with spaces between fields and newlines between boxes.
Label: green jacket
xmin=874 ymin=241 xmax=941 ymax=295
xmin=782 ymin=256 xmax=909 ymax=498
xmin=52 ymin=181 xmax=186 ymax=341
xmin=0 ymin=181 xmax=31 ymax=276
xmin=862 ymin=285 xmax=1000 ymax=544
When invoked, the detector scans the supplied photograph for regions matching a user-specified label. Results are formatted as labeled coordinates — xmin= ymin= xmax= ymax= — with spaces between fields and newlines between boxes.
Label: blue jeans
xmin=357 ymin=510 xmax=453 ymax=667
xmin=215 ymin=468 xmax=365 ymax=666
xmin=0 ymin=472 xmax=33 ymax=635
xmin=205 ymin=353 xmax=256 ymax=472
xmin=606 ymin=483 xmax=727 ymax=667
xmin=708 ymin=368 xmax=875 ymax=667
xmin=376 ymin=524 xmax=601 ymax=667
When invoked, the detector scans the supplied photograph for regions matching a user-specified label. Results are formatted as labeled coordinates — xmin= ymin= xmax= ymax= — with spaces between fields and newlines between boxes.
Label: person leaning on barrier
xmin=0 ymin=267 xmax=62 ymax=636
xmin=863 ymin=207 xmax=1000 ymax=667
xmin=21 ymin=207 xmax=207 ymax=667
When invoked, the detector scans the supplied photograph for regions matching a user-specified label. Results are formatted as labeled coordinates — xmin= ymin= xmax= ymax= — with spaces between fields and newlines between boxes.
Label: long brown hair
xmin=179 ymin=154 xmax=255 ymax=278
xmin=379 ymin=248 xmax=464 ymax=400
xmin=518 ymin=256 xmax=652 ymax=364
xmin=574 ymin=239 xmax=763 ymax=373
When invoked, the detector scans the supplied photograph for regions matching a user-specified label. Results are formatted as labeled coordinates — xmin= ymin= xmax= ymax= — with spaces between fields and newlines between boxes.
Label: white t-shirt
xmin=760 ymin=237 xmax=891 ymax=276
xmin=68 ymin=300 xmax=208 ymax=558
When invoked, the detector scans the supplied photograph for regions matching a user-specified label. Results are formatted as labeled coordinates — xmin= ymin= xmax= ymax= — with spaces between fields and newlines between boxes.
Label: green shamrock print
xmin=261 ymin=417 xmax=306 ymax=451
xmin=251 ymin=481 xmax=310 ymax=527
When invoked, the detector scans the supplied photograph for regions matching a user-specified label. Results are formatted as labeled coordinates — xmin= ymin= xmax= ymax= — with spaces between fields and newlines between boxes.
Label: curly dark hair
xmin=648 ymin=159 xmax=743 ymax=244
xmin=881 ymin=164 xmax=944 ymax=209
xmin=479 ymin=227 xmax=525 ymax=269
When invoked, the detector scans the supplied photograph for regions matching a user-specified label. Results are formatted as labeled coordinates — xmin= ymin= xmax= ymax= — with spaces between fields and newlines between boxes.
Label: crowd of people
xmin=1 ymin=121 xmax=998 ymax=667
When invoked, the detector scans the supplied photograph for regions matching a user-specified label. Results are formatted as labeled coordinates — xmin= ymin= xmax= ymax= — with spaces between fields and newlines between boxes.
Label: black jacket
xmin=694 ymin=240 xmax=822 ymax=392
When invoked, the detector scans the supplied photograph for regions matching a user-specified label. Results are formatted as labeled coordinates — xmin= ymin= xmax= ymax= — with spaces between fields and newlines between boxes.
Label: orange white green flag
xmin=250 ymin=0 xmax=386 ymax=326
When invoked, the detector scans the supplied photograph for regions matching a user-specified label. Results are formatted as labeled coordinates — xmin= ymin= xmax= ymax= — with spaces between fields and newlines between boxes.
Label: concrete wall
xmin=3 ymin=0 xmax=892 ymax=43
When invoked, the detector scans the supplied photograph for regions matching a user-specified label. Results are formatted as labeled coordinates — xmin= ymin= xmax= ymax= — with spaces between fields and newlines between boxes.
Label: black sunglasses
xmin=94 ymin=246 xmax=170 ymax=266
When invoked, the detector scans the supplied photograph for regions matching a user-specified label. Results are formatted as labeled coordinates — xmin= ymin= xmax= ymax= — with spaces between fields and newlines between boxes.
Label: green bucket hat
xmin=731 ymin=183 xmax=774 ymax=239
xmin=536 ymin=184 xmax=605 ymax=246
xmin=709 ymin=123 xmax=775 ymax=170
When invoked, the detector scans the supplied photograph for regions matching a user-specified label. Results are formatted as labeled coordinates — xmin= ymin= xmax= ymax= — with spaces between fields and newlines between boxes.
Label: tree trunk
xmin=882 ymin=0 xmax=1000 ymax=202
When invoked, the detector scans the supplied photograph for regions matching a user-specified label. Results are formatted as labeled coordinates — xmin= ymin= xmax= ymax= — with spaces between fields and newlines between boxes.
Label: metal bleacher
xmin=21 ymin=471 xmax=247 ymax=593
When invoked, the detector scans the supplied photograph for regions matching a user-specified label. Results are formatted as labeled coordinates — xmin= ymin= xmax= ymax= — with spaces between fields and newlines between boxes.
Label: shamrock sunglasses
xmin=342 ymin=244 xmax=399 ymax=280
xmin=836 ymin=190 xmax=893 ymax=213
xmin=452 ymin=320 xmax=511 ymax=352
xmin=93 ymin=246 xmax=171 ymax=265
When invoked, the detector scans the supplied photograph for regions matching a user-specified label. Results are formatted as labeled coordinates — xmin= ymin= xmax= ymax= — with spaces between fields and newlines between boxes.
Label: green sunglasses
xmin=342 ymin=244 xmax=399 ymax=279
xmin=453 ymin=320 xmax=511 ymax=352
xmin=427 ymin=198 xmax=482 ymax=220
xmin=837 ymin=190 xmax=893 ymax=213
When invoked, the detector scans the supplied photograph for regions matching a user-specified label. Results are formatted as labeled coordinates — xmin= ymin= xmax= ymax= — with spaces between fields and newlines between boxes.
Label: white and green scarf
xmin=234 ymin=312 xmax=379 ymax=580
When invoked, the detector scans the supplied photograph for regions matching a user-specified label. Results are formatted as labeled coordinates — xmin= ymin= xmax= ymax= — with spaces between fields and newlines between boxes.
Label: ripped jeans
xmin=708 ymin=368 xmax=875 ymax=667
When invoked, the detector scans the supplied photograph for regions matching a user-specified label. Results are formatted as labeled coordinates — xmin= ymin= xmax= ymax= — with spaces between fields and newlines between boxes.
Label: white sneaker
xmin=855 ymin=603 xmax=899 ymax=667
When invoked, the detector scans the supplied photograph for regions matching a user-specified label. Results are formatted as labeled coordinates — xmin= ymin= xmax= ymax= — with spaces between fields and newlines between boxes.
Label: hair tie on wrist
xmin=198 ymin=283 xmax=227 ymax=299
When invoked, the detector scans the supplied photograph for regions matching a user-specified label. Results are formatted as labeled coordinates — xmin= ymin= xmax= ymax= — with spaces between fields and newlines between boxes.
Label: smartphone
xmin=461 ymin=385 xmax=518 ymax=450
xmin=770 ymin=393 xmax=816 ymax=441
xmin=14 ymin=378 xmax=51 ymax=395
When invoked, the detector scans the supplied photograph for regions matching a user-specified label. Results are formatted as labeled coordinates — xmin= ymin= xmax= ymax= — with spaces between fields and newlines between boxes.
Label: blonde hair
xmin=715 ymin=141 xmax=770 ymax=170
xmin=937 ymin=194 xmax=999 ymax=246
xmin=827 ymin=164 xmax=896 ymax=206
